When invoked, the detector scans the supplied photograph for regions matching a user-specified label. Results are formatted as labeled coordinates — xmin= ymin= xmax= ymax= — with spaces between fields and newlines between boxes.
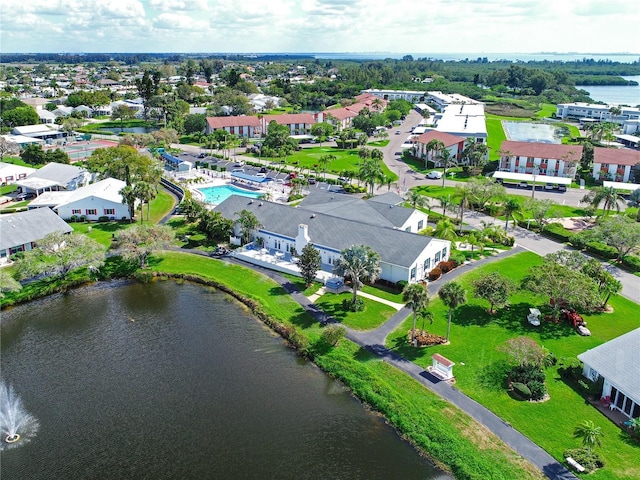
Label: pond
xmin=503 ymin=121 xmax=567 ymax=144
xmin=0 ymin=281 xmax=448 ymax=480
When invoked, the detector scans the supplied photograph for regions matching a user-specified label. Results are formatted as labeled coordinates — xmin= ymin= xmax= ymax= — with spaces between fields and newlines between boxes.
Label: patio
xmin=591 ymin=398 xmax=637 ymax=430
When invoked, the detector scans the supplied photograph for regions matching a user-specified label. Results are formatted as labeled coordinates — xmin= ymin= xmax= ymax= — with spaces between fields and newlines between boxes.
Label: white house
xmin=433 ymin=103 xmax=488 ymax=144
xmin=0 ymin=162 xmax=36 ymax=185
xmin=215 ymin=195 xmax=450 ymax=284
xmin=592 ymin=147 xmax=640 ymax=183
xmin=578 ymin=328 xmax=640 ymax=419
xmin=16 ymin=162 xmax=91 ymax=195
xmin=54 ymin=177 xmax=130 ymax=221
xmin=0 ymin=208 xmax=73 ymax=265
xmin=556 ymin=103 xmax=640 ymax=124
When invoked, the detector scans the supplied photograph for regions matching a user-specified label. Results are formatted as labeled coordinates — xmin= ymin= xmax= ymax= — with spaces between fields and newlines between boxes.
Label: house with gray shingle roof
xmin=578 ymin=328 xmax=640 ymax=419
xmin=215 ymin=195 xmax=449 ymax=284
xmin=0 ymin=208 xmax=73 ymax=265
xmin=16 ymin=162 xmax=90 ymax=195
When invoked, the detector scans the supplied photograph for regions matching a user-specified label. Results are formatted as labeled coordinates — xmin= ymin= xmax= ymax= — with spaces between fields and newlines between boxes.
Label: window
xmin=442 ymin=247 xmax=447 ymax=259
xmin=86 ymin=209 xmax=97 ymax=216
xmin=410 ymin=267 xmax=416 ymax=280
xmin=423 ymin=258 xmax=431 ymax=271
xmin=104 ymin=208 xmax=115 ymax=215
xmin=72 ymin=209 xmax=81 ymax=215
xmin=435 ymin=252 xmax=441 ymax=263
xmin=405 ymin=226 xmax=411 ymax=232
xmin=417 ymin=220 xmax=424 ymax=230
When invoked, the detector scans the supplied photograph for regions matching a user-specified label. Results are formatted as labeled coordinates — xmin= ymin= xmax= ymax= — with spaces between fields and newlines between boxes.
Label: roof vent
xmin=248 ymin=199 xmax=254 ymax=204
xmin=310 ymin=214 xmax=316 ymax=218
xmin=258 ymin=202 xmax=263 ymax=206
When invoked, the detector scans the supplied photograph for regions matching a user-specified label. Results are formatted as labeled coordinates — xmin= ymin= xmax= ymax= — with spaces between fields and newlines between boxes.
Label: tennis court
xmin=44 ymin=139 xmax=119 ymax=161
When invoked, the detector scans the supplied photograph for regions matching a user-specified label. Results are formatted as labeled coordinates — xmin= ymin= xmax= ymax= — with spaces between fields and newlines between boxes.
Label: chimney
xmin=296 ymin=223 xmax=310 ymax=253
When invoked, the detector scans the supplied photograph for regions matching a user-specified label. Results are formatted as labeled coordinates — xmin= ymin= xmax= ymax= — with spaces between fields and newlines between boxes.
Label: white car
xmin=426 ymin=171 xmax=442 ymax=179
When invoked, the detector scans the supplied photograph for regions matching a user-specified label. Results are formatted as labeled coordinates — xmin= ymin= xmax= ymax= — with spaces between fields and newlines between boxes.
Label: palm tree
xmin=234 ymin=209 xmax=261 ymax=245
xmin=425 ymin=139 xmax=444 ymax=169
xmin=359 ymin=157 xmax=384 ymax=196
xmin=455 ymin=184 xmax=473 ymax=234
xmin=439 ymin=195 xmax=453 ymax=216
xmin=438 ymin=147 xmax=454 ymax=189
xmin=119 ymin=184 xmax=137 ymax=222
xmin=319 ymin=154 xmax=335 ymax=180
xmin=573 ymin=420 xmax=604 ymax=454
xmin=503 ymin=198 xmax=521 ymax=230
xmin=581 ymin=186 xmax=624 ymax=216
xmin=370 ymin=148 xmax=384 ymax=162
xmin=133 ymin=181 xmax=157 ymax=222
xmin=407 ymin=190 xmax=428 ymax=209
xmin=438 ymin=281 xmax=467 ymax=343
xmin=334 ymin=245 xmax=381 ymax=307
xmin=402 ymin=283 xmax=430 ymax=346
xmin=467 ymin=232 xmax=481 ymax=259
xmin=434 ymin=218 xmax=458 ymax=242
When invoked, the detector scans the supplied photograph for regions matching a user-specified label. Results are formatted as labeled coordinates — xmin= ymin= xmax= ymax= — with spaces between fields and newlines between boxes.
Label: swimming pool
xmin=198 ymin=184 xmax=263 ymax=204
xmin=503 ymin=121 xmax=567 ymax=144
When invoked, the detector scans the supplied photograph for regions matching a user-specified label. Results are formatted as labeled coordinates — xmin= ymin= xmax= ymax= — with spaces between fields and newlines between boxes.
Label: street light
xmin=531 ymin=165 xmax=539 ymax=200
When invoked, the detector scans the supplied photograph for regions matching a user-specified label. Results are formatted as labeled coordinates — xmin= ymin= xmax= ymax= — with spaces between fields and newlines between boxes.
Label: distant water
xmin=312 ymin=52 xmax=640 ymax=63
xmin=576 ymin=76 xmax=640 ymax=106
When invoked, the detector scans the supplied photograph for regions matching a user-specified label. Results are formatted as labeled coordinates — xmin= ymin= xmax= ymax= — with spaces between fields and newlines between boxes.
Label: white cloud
xmin=150 ymin=0 xmax=208 ymax=12
xmin=154 ymin=13 xmax=208 ymax=30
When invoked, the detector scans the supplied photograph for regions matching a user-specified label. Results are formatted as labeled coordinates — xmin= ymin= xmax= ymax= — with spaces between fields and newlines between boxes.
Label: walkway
xmin=223 ymin=250 xmax=578 ymax=480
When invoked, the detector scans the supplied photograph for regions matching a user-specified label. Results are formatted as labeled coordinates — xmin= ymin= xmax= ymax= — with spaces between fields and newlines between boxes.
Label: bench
xmin=566 ymin=457 xmax=585 ymax=473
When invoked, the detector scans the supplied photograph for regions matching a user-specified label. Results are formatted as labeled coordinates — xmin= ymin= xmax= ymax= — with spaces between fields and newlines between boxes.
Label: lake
xmin=0 ymin=281 xmax=449 ymax=480
xmin=576 ymin=75 xmax=640 ymax=105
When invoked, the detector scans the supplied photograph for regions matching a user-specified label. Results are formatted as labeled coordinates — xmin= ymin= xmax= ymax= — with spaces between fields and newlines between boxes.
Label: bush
xmin=544 ymin=351 xmax=557 ymax=367
xmin=321 ymin=324 xmax=347 ymax=346
xmin=449 ymin=253 xmax=466 ymax=267
xmin=527 ymin=380 xmax=547 ymax=400
xmin=437 ymin=260 xmax=456 ymax=273
xmin=563 ymin=448 xmax=605 ymax=473
xmin=512 ymin=382 xmax=531 ymax=399
xmin=98 ymin=216 xmax=109 ymax=222
xmin=622 ymin=254 xmax=640 ymax=273
xmin=342 ymin=297 xmax=364 ymax=312
xmin=396 ymin=280 xmax=408 ymax=290
xmin=543 ymin=222 xmax=573 ymax=242
xmin=509 ymin=364 xmax=545 ymax=385
xmin=428 ymin=267 xmax=442 ymax=281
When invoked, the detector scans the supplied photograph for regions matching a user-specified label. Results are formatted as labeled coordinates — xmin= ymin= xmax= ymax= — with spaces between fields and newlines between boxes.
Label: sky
xmin=1 ymin=0 xmax=639 ymax=55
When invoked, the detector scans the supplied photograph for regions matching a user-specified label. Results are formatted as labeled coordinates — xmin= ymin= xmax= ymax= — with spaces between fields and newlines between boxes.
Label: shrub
xmin=622 ymin=254 xmax=640 ymax=273
xmin=79 ymin=215 xmax=86 ymax=222
xmin=528 ymin=380 xmax=547 ymax=400
xmin=428 ymin=267 xmax=442 ymax=281
xmin=211 ymin=164 xmax=218 ymax=171
xmin=321 ymin=324 xmax=347 ymax=346
xmin=509 ymin=364 xmax=545 ymax=385
xmin=512 ymin=382 xmax=531 ymax=399
xmin=543 ymin=222 xmax=573 ymax=243
xmin=563 ymin=448 xmax=605 ymax=473
xmin=544 ymin=351 xmax=557 ymax=368
xmin=69 ymin=215 xmax=77 ymax=223
xmin=449 ymin=253 xmax=466 ymax=267
xmin=98 ymin=216 xmax=109 ymax=222
xmin=342 ymin=297 xmax=365 ymax=312
xmin=396 ymin=280 xmax=408 ymax=290
xmin=437 ymin=260 xmax=455 ymax=273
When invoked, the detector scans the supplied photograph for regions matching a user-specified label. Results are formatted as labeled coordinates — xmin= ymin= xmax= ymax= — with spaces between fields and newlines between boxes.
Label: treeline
xmin=572 ymin=75 xmax=639 ymax=86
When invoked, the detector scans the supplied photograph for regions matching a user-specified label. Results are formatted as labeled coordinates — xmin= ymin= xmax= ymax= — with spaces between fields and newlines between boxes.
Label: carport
xmin=492 ymin=171 xmax=572 ymax=186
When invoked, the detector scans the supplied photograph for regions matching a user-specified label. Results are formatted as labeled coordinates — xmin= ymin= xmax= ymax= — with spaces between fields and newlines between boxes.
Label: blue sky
xmin=1 ymin=0 xmax=639 ymax=54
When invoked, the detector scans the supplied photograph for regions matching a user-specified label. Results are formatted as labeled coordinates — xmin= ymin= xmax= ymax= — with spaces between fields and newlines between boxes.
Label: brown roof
xmin=206 ymin=116 xmax=261 ymax=129
xmin=415 ymin=130 xmax=466 ymax=147
xmin=432 ymin=354 xmax=454 ymax=367
xmin=323 ymin=106 xmax=358 ymax=121
xmin=594 ymin=147 xmax=640 ymax=166
xmin=262 ymin=113 xmax=316 ymax=125
xmin=499 ymin=141 xmax=583 ymax=161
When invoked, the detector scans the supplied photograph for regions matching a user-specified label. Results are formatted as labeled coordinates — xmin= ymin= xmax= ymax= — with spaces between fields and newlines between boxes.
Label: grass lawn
xmin=314 ymin=291 xmax=396 ymax=330
xmin=486 ymin=115 xmax=507 ymax=161
xmin=72 ymin=221 xmax=131 ymax=247
xmin=367 ymin=140 xmax=390 ymax=147
xmin=1 ymin=157 xmax=34 ymax=168
xmin=146 ymin=189 xmax=176 ymax=224
xmin=1 ymin=184 xmax=17 ymax=195
xmin=280 ymin=272 xmax=323 ymax=297
xmin=386 ymin=252 xmax=640 ymax=480
xmin=254 ymin=146 xmax=398 ymax=181
xmin=360 ymin=283 xmax=404 ymax=304
xmin=535 ymin=103 xmax=557 ymax=119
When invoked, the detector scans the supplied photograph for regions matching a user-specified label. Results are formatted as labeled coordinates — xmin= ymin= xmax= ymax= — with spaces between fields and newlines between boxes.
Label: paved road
xmin=219 ymin=252 xmax=577 ymax=480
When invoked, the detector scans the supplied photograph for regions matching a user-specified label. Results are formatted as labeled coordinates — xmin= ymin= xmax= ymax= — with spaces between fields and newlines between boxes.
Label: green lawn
xmin=147 ymin=189 xmax=176 ymax=224
xmin=535 ymin=103 xmax=557 ymax=119
xmin=386 ymin=252 xmax=640 ymax=480
xmin=253 ymin=146 xmax=398 ymax=181
xmin=315 ymin=291 xmax=397 ymax=330
xmin=1 ymin=184 xmax=17 ymax=195
xmin=360 ymin=283 xmax=404 ymax=303
xmin=486 ymin=115 xmax=508 ymax=161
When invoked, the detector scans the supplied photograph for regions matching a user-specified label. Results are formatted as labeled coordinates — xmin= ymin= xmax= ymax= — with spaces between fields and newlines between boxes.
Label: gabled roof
xmin=215 ymin=195 xmax=443 ymax=268
xmin=0 ymin=208 xmax=73 ymax=251
xmin=594 ymin=147 xmax=640 ymax=167
xmin=578 ymin=328 xmax=640 ymax=403
xmin=322 ymin=106 xmax=358 ymax=121
xmin=367 ymin=192 xmax=404 ymax=206
xmin=206 ymin=116 xmax=261 ymax=129
xmin=499 ymin=141 xmax=583 ymax=161
xmin=26 ymin=162 xmax=86 ymax=185
xmin=58 ymin=177 xmax=127 ymax=206
xmin=262 ymin=113 xmax=316 ymax=125
xmin=415 ymin=130 xmax=466 ymax=147
xmin=12 ymin=124 xmax=56 ymax=135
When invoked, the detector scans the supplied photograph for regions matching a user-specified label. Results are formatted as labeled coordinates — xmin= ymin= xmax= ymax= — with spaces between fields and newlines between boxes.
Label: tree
xmin=1 ymin=105 xmax=39 ymax=127
xmin=522 ymin=261 xmax=599 ymax=320
xmin=20 ymin=144 xmax=47 ymax=165
xmin=133 ymin=181 xmax=156 ymax=222
xmin=184 ymin=114 xmax=207 ymax=135
xmin=424 ymin=139 xmax=444 ymax=169
xmin=438 ymin=281 xmax=466 ymax=343
xmin=333 ymin=245 xmax=381 ymax=307
xmin=524 ymin=198 xmax=557 ymax=230
xmin=439 ymin=195 xmax=453 ymax=216
xmin=455 ymin=183 xmax=473 ymax=234
xmin=433 ymin=218 xmax=458 ymax=242
xmin=467 ymin=177 xmax=506 ymax=211
xmin=403 ymin=283 xmax=430 ymax=346
xmin=359 ymin=157 xmax=384 ymax=196
xmin=573 ymin=420 xmax=604 ymax=454
xmin=119 ymin=184 xmax=137 ymax=221
xmin=0 ymin=137 xmax=20 ymax=161
xmin=111 ymin=104 xmax=135 ymax=132
xmin=299 ymin=243 xmax=321 ymax=287
xmin=503 ymin=198 xmax=521 ymax=230
xmin=113 ymin=224 xmax=174 ymax=268
xmin=472 ymin=272 xmax=513 ymax=314
xmin=87 ymin=145 xmax=157 ymax=186
xmin=581 ymin=186 xmax=625 ymax=216
xmin=15 ymin=232 xmax=105 ymax=280
xmin=197 ymin=210 xmax=233 ymax=242
xmin=318 ymin=153 xmax=335 ymax=180
xmin=438 ymin=147 xmax=455 ymax=188
xmin=0 ymin=270 xmax=21 ymax=299
xmin=460 ymin=138 xmax=489 ymax=175
xmin=235 ymin=209 xmax=261 ymax=245
xmin=311 ymin=122 xmax=334 ymax=147
xmin=581 ymin=259 xmax=622 ymax=308
xmin=499 ymin=337 xmax=546 ymax=368
xmin=581 ymin=215 xmax=640 ymax=262
xmin=407 ymin=190 xmax=428 ymax=209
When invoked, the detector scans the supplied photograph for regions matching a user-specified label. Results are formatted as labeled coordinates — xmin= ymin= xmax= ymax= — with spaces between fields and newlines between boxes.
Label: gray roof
xmin=0 ymin=208 xmax=73 ymax=251
xmin=27 ymin=163 xmax=86 ymax=186
xmin=215 ymin=195 xmax=440 ymax=268
xmin=368 ymin=192 xmax=404 ymax=205
xmin=297 ymin=190 xmax=413 ymax=229
xmin=578 ymin=328 xmax=640 ymax=403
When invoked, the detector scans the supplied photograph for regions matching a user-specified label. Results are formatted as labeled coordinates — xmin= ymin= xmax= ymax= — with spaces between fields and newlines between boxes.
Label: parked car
xmin=426 ymin=171 xmax=442 ymax=179
xmin=232 ymin=168 xmax=244 ymax=173
xmin=15 ymin=192 xmax=36 ymax=201
xmin=544 ymin=183 xmax=555 ymax=190
xmin=258 ymin=166 xmax=267 ymax=173
xmin=395 ymin=130 xmax=401 ymax=135
xmin=307 ymin=176 xmax=317 ymax=185
xmin=255 ymin=173 xmax=266 ymax=178
xmin=558 ymin=185 xmax=567 ymax=192
xmin=518 ymin=181 xmax=530 ymax=189
xmin=198 ymin=153 xmax=207 ymax=158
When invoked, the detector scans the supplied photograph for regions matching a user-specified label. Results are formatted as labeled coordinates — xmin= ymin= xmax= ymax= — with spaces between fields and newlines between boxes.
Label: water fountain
xmin=0 ymin=380 xmax=39 ymax=450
